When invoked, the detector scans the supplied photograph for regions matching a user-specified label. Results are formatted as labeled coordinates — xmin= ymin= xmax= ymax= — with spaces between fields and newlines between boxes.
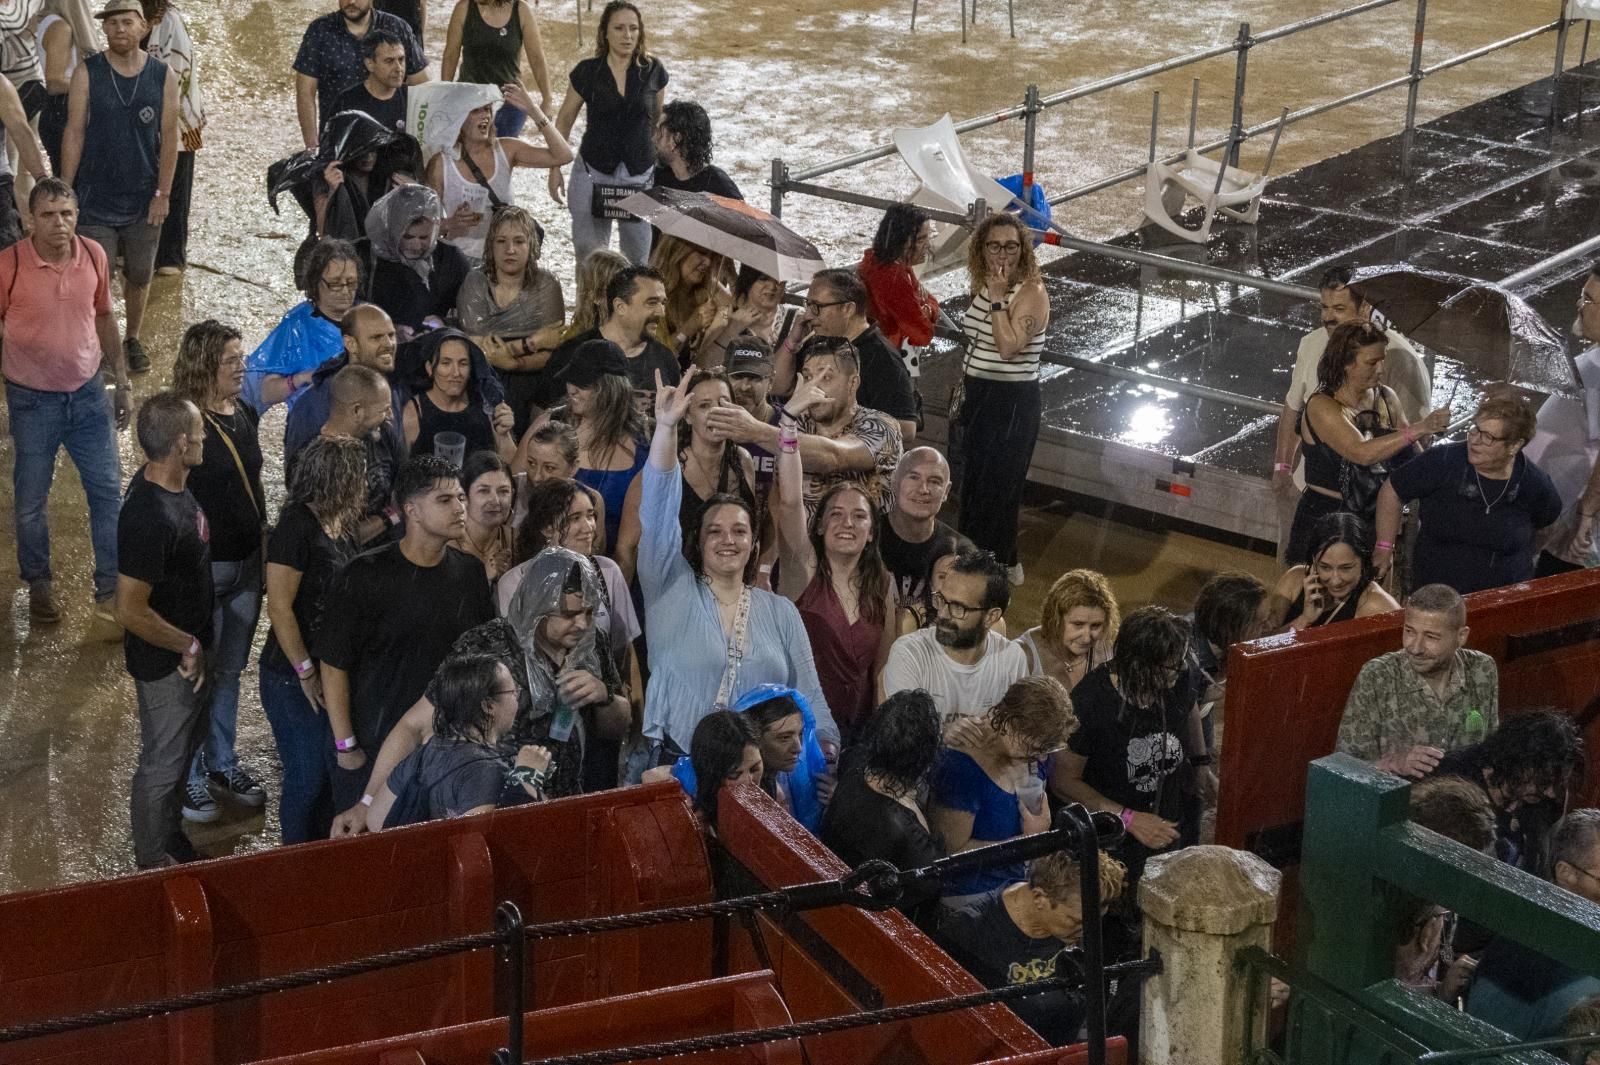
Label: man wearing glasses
xmin=881 ymin=547 xmax=1025 ymax=725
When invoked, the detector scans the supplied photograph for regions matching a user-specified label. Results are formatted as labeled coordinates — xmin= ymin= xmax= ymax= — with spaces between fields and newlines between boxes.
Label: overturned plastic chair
xmin=892 ymin=114 xmax=1019 ymax=272
xmin=1142 ymin=84 xmax=1289 ymax=244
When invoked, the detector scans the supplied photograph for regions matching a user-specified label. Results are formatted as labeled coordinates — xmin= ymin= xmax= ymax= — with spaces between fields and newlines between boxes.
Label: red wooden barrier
xmin=245 ymin=972 xmax=800 ymax=1065
xmin=1216 ymin=568 xmax=1600 ymax=949
xmin=0 ymin=783 xmax=711 ymax=1065
xmin=715 ymin=784 xmax=1053 ymax=1063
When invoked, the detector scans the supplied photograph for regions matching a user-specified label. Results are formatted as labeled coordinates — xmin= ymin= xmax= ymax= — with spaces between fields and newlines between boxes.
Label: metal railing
xmin=769 ymin=1 xmax=1570 ymax=289
xmin=0 ymin=805 xmax=1126 ymax=1065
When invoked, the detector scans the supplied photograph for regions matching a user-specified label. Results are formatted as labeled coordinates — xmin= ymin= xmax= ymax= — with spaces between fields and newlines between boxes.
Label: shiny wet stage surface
xmin=0 ymin=0 xmax=1571 ymax=890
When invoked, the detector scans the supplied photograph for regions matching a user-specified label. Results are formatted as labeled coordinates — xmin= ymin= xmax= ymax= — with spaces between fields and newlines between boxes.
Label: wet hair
xmin=594 ymin=0 xmax=650 ymax=65
xmin=1027 ymin=848 xmax=1127 ymax=909
xmin=1558 ymin=997 xmax=1600 ymax=1064
xmin=516 ymin=478 xmax=598 ymax=563
xmin=27 ymin=175 xmax=74 ymax=212
xmin=1111 ymin=606 xmax=1192 ymax=714
xmin=1406 ymin=583 xmax=1466 ymax=628
xmin=330 ymin=363 xmax=389 ymax=409
xmin=1409 ymin=777 xmax=1496 ymax=854
xmin=527 ymin=420 xmax=580 ymax=470
xmin=870 ymin=203 xmax=930 ymax=267
xmin=461 ymin=450 xmax=513 ymax=494
xmin=394 ymin=454 xmax=462 ymax=508
xmin=482 ymin=205 xmax=544 ymax=289
xmin=135 ymin=391 xmax=197 ymax=460
xmin=734 ymin=264 xmax=779 ymax=303
xmin=949 ymin=547 xmax=1010 ymax=614
xmin=743 ymin=692 xmax=803 ymax=734
xmin=810 ymin=481 xmax=889 ymax=627
xmin=1318 ymin=265 xmax=1354 ymax=292
xmin=812 ymin=267 xmax=868 ymax=316
xmin=650 ymin=238 xmax=724 ymax=342
xmin=798 ymin=334 xmax=861 ymax=380
xmin=913 ymin=533 xmax=967 ymax=625
xmin=1474 ymin=394 xmax=1537 ymax=447
xmin=170 ymin=319 xmax=243 ymax=406
xmin=965 ymin=213 xmax=1040 ymax=295
xmin=676 ymin=369 xmax=747 ymax=491
xmin=606 ymin=263 xmax=667 ymax=318
xmin=659 ymin=100 xmax=714 ymax=172
xmin=1305 ymin=512 xmax=1377 ymax=582
xmin=303 ymin=238 xmax=362 ymax=304
xmin=361 ymin=28 xmax=403 ymax=60
xmin=430 ymin=653 xmax=505 ymax=744
xmin=1192 ymin=572 xmax=1267 ymax=655
xmin=569 ymin=372 xmax=646 ymax=466
xmin=687 ymin=492 xmax=759 ymax=584
xmin=1315 ymin=320 xmax=1389 ymax=396
xmin=1553 ymin=809 xmax=1600 ymax=884
xmin=988 ymin=675 xmax=1078 ymax=758
xmin=857 ymin=690 xmax=942 ymax=796
xmin=689 ymin=710 xmax=760 ymax=824
xmin=566 ymin=249 xmax=631 ymax=339
xmin=287 ymin=434 xmax=367 ymax=537
xmin=1480 ymin=709 xmax=1585 ymax=800
xmin=1039 ymin=570 xmax=1120 ymax=655
xmin=427 ymin=336 xmax=473 ymax=373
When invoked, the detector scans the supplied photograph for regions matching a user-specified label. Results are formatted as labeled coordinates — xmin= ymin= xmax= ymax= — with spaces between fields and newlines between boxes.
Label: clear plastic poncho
xmin=366 ymin=182 xmax=444 ymax=285
xmin=506 ymin=547 xmax=608 ymax=727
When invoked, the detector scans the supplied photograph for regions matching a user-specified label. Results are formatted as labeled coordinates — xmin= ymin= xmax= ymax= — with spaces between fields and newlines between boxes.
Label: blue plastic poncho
xmin=242 ymin=302 xmax=346 ymax=414
xmin=670 ymin=683 xmax=830 ymax=832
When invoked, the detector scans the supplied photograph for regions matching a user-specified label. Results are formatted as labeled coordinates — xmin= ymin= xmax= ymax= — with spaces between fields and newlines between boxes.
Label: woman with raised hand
xmin=633 ymin=369 xmax=835 ymax=778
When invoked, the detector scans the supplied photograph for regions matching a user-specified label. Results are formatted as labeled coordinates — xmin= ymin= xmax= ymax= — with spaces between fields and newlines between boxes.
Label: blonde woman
xmin=956 ymin=213 xmax=1049 ymax=584
xmin=1015 ymin=569 xmax=1119 ymax=691
xmin=562 ymin=247 xmax=631 ymax=342
xmin=649 ymin=233 xmax=730 ymax=366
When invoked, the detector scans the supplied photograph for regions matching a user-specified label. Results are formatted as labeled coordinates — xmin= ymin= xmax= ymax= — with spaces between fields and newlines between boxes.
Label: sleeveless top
xmin=1299 ymin=390 xmax=1396 ymax=495
xmin=440 ymin=139 xmax=512 ymax=262
xmin=35 ymin=16 xmax=76 ymax=85
xmin=676 ymin=451 xmax=758 ymax=552
xmin=1288 ymin=576 xmax=1371 ymax=628
xmin=577 ymin=439 xmax=648 ymax=550
xmin=410 ymin=392 xmax=498 ymax=457
xmin=796 ymin=576 xmax=882 ymax=733
xmin=78 ymin=52 xmax=168 ymax=226
xmin=460 ymin=1 xmax=523 ymax=87
xmin=960 ymin=282 xmax=1045 ymax=383
xmin=1016 ymin=629 xmax=1103 ymax=681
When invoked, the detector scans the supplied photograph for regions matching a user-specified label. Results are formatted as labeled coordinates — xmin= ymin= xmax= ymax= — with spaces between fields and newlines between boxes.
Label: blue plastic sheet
xmin=997 ymin=173 xmax=1052 ymax=243
xmin=242 ymin=302 xmax=345 ymax=414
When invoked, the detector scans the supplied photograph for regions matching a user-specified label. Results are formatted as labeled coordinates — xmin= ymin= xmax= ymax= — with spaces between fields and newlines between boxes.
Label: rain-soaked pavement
xmin=0 ymin=0 xmax=1576 ymax=891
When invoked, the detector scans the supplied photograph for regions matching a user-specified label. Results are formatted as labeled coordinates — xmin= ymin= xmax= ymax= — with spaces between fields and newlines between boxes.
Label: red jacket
xmin=858 ymin=249 xmax=938 ymax=349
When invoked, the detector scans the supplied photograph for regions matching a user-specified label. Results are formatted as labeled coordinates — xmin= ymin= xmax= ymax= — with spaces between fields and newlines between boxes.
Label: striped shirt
xmin=961 ymin=283 xmax=1045 ymax=382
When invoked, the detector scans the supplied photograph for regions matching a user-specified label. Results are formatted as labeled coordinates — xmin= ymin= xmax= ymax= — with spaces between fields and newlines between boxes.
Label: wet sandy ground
xmin=0 ymin=0 xmax=1557 ymax=891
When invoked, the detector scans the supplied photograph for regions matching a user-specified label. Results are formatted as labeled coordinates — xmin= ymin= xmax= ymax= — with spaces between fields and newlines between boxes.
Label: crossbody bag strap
xmin=460 ymin=148 xmax=507 ymax=210
xmin=711 ymin=585 xmax=753 ymax=712
xmin=202 ymin=409 xmax=261 ymax=519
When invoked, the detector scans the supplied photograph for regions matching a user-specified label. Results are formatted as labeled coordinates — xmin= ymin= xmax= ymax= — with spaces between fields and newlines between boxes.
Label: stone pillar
xmin=1137 ymin=845 xmax=1281 ymax=1065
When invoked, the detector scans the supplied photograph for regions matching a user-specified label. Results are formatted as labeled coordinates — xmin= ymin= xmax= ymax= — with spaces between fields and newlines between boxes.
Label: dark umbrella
xmin=265 ymin=111 xmax=406 ymax=215
xmin=1348 ymin=265 xmax=1578 ymax=396
xmin=615 ymin=187 xmax=824 ymax=282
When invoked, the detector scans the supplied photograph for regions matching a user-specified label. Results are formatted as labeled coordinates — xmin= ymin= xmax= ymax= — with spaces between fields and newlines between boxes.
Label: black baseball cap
xmin=727 ymin=336 xmax=774 ymax=377
xmin=560 ymin=339 xmax=630 ymax=387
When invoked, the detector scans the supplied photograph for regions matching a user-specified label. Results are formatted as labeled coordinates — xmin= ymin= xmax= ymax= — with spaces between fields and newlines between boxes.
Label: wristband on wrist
xmin=335 ymin=736 xmax=358 ymax=753
xmin=294 ymin=658 xmax=315 ymax=678
xmin=383 ymin=505 xmax=402 ymax=528
xmin=1273 ymin=462 xmax=1291 ymax=472
xmin=1375 ymin=540 xmax=1395 ymax=551
xmin=1119 ymin=806 xmax=1135 ymax=830
xmin=359 ymin=793 xmax=373 ymax=807
xmin=1401 ymin=425 xmax=1417 ymax=445
xmin=758 ymin=564 xmax=773 ymax=575
xmin=185 ymin=637 xmax=200 ymax=658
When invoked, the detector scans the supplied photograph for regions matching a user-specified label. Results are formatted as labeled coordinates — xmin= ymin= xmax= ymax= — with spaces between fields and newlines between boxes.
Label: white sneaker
xmin=1007 ymin=563 xmax=1025 ymax=586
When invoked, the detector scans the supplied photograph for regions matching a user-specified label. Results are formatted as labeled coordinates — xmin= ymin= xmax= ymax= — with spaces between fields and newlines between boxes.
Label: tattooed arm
xmin=989 ymin=278 xmax=1049 ymax=359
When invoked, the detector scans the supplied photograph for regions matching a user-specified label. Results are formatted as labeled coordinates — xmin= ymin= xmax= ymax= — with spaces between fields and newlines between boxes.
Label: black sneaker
xmin=124 ymin=336 xmax=151 ymax=374
xmin=181 ymin=778 xmax=221 ymax=822
xmin=209 ymin=765 xmax=267 ymax=808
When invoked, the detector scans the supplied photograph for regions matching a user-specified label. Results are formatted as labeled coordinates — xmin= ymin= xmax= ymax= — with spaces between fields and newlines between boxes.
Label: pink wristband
xmin=185 ymin=637 xmax=200 ymax=658
xmin=1375 ymin=540 xmax=1395 ymax=551
xmin=335 ymin=736 xmax=358 ymax=753
xmin=1401 ymin=426 xmax=1417 ymax=445
xmin=1273 ymin=463 xmax=1291 ymax=472
xmin=1119 ymin=807 xmax=1135 ymax=830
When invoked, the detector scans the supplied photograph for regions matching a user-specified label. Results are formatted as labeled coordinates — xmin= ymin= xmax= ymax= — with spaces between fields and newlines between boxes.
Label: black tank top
xmin=460 ymin=1 xmax=523 ymax=87
xmin=1299 ymin=391 xmax=1395 ymax=493
xmin=676 ymin=450 xmax=758 ymax=548
xmin=1288 ymin=576 xmax=1370 ymax=628
xmin=412 ymin=392 xmax=498 ymax=457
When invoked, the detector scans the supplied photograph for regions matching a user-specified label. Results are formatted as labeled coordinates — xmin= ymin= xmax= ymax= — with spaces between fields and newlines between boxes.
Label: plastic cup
xmin=434 ymin=431 xmax=467 ymax=468
xmin=1016 ymin=773 xmax=1046 ymax=817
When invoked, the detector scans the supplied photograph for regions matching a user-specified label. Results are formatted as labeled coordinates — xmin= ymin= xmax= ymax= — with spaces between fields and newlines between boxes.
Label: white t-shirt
xmin=882 ymin=627 xmax=1027 ymax=724
xmin=1284 ymin=326 xmax=1431 ymax=423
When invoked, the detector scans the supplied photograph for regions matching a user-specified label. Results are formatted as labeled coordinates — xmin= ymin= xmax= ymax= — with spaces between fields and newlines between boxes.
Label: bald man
xmin=285 ymin=363 xmax=405 ymax=545
xmin=881 ymin=446 xmax=970 ymax=607
xmin=283 ymin=305 xmax=403 ymax=464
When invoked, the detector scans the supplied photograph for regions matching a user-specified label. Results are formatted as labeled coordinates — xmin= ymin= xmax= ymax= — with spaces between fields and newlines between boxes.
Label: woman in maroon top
xmin=773 ymin=375 xmax=896 ymax=741
xmin=857 ymin=202 xmax=937 ymax=351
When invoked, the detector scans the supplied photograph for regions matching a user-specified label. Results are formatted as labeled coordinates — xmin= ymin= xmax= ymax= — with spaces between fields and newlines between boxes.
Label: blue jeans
xmin=5 ymin=377 xmax=121 ymax=600
xmin=494 ymin=104 xmax=527 ymax=138
xmin=567 ymin=156 xmax=653 ymax=269
xmin=188 ymin=551 xmax=262 ymax=787
xmin=260 ymin=657 xmax=334 ymax=844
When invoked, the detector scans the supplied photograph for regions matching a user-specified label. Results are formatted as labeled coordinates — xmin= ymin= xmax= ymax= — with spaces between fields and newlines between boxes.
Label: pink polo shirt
xmin=0 ymin=236 xmax=112 ymax=393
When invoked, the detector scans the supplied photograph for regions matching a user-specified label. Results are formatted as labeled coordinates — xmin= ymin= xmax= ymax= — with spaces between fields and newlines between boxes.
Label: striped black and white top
xmin=960 ymin=283 xmax=1045 ymax=383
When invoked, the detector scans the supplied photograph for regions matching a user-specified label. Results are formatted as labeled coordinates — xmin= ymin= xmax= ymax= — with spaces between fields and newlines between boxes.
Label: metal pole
xmin=1187 ymin=77 xmax=1200 ymax=150
xmin=1021 ymin=84 xmax=1040 ymax=213
xmin=769 ymin=159 xmax=786 ymax=219
xmin=1498 ymin=231 xmax=1600 ymax=290
xmin=492 ymin=903 xmax=527 ymax=1065
xmin=575 ymin=0 xmax=582 ymax=46
xmin=1149 ymin=91 xmax=1162 ymax=163
xmin=1066 ymin=804 xmax=1108 ymax=1065
xmin=961 ymin=0 xmax=968 ymax=45
xmin=1553 ymin=0 xmax=1572 ymax=122
xmin=1401 ymin=0 xmax=1429 ymax=181
xmin=1007 ymin=0 xmax=1015 ymax=38
xmin=1584 ymin=20 xmax=1593 ymax=68
xmin=910 ymin=0 xmax=918 ymax=33
xmin=1228 ymin=22 xmax=1252 ymax=167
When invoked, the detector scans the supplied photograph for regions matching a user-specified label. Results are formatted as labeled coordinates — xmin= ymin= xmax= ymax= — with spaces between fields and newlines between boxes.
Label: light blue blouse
xmin=638 ymin=462 xmax=837 ymax=752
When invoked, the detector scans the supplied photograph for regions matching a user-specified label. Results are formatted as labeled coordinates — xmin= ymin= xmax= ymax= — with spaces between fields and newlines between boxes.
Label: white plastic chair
xmin=1141 ymin=86 xmax=1289 ymax=244
xmin=892 ymin=115 xmax=1017 ymax=271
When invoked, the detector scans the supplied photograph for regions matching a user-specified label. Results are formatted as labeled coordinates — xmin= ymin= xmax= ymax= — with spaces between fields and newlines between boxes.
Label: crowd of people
xmin=4 ymin=0 xmax=1600 ymax=1053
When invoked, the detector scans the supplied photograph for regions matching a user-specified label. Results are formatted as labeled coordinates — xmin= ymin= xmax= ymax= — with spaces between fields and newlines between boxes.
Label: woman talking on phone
xmin=1270 ymin=512 xmax=1399 ymax=631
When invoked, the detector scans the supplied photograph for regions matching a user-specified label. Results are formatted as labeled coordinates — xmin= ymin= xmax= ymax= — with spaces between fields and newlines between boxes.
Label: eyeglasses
xmin=1466 ymin=425 xmax=1509 ymax=445
xmin=1579 ymin=292 xmax=1596 ymax=309
xmin=320 ymin=277 xmax=359 ymax=292
xmin=1564 ymin=860 xmax=1600 ymax=887
xmin=932 ymin=591 xmax=985 ymax=620
xmin=984 ymin=241 xmax=1023 ymax=254
xmin=803 ymin=298 xmax=848 ymax=314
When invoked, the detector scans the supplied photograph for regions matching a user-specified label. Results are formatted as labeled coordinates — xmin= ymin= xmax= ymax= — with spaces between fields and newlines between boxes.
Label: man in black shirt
xmin=651 ymin=101 xmax=742 ymax=200
xmin=300 ymin=364 xmax=406 ymax=545
xmin=374 ymin=0 xmax=425 ymax=44
xmin=115 ymin=392 xmax=214 ymax=868
xmin=938 ymin=850 xmax=1126 ymax=1046
xmin=293 ymin=0 xmax=427 ymax=151
xmin=330 ymin=30 xmax=408 ymax=134
xmin=540 ymin=265 xmax=678 ymax=412
xmin=880 ymin=447 xmax=965 ymax=607
xmin=316 ymin=455 xmax=495 ymax=807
